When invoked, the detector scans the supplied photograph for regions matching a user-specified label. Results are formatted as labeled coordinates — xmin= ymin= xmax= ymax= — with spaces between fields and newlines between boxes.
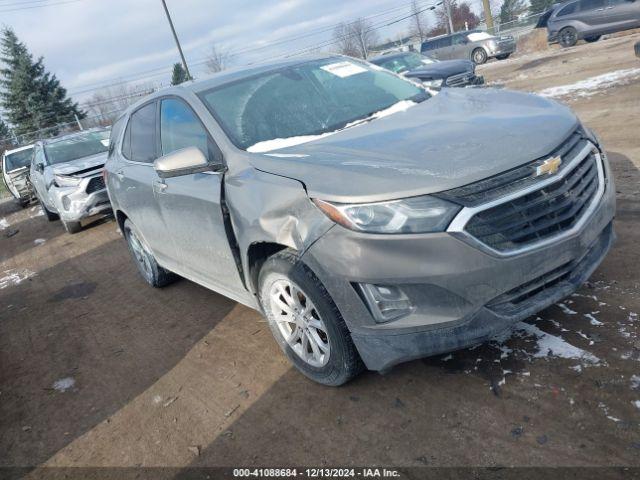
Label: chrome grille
xmin=445 ymin=72 xmax=473 ymax=87
xmin=86 ymin=176 xmax=105 ymax=194
xmin=464 ymin=151 xmax=600 ymax=252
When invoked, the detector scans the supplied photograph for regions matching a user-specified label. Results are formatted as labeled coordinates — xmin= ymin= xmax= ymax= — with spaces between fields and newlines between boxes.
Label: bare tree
xmin=332 ymin=22 xmax=359 ymax=58
xmin=206 ymin=44 xmax=230 ymax=73
xmin=349 ymin=18 xmax=379 ymax=59
xmin=409 ymin=0 xmax=429 ymax=43
xmin=82 ymin=83 xmax=156 ymax=127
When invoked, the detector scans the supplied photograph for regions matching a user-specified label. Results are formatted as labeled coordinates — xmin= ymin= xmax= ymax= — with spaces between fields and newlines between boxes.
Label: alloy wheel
xmin=126 ymin=227 xmax=153 ymax=281
xmin=269 ymin=279 xmax=330 ymax=367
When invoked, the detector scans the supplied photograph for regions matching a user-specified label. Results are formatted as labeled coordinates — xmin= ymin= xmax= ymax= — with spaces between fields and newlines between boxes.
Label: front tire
xmin=472 ymin=48 xmax=488 ymax=65
xmin=559 ymin=27 xmax=578 ymax=48
xmin=37 ymin=196 xmax=58 ymax=221
xmin=259 ymin=249 xmax=364 ymax=386
xmin=496 ymin=53 xmax=511 ymax=60
xmin=123 ymin=219 xmax=176 ymax=288
xmin=62 ymin=220 xmax=82 ymax=234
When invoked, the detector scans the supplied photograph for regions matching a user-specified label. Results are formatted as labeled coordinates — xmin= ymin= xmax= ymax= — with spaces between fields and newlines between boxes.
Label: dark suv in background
xmin=541 ymin=0 xmax=640 ymax=47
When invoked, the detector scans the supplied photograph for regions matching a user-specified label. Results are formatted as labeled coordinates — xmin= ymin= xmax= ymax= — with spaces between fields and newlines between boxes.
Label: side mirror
xmin=35 ymin=163 xmax=44 ymax=173
xmin=154 ymin=146 xmax=226 ymax=179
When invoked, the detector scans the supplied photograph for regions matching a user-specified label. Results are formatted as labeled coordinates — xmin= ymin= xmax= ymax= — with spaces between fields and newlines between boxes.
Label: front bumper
xmin=302 ymin=155 xmax=616 ymax=371
xmin=444 ymin=72 xmax=485 ymax=88
xmin=4 ymin=169 xmax=32 ymax=203
xmin=49 ymin=175 xmax=111 ymax=222
xmin=488 ymin=40 xmax=516 ymax=57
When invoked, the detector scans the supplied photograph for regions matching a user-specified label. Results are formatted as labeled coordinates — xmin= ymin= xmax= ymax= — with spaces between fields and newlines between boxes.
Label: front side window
xmin=580 ymin=0 xmax=605 ymax=10
xmin=44 ymin=130 xmax=109 ymax=165
xmin=160 ymin=98 xmax=209 ymax=157
xmin=200 ymin=58 xmax=428 ymax=151
xmin=124 ymin=102 xmax=157 ymax=163
xmin=4 ymin=148 xmax=33 ymax=171
xmin=557 ymin=2 xmax=577 ymax=15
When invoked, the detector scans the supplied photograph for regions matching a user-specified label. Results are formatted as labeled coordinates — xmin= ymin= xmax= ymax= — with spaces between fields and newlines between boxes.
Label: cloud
xmin=4 ymin=0 xmax=423 ymax=98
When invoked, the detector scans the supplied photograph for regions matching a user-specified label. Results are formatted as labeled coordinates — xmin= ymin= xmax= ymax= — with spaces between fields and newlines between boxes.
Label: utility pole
xmin=444 ymin=0 xmax=454 ymax=34
xmin=160 ymin=0 xmax=192 ymax=80
xmin=74 ymin=113 xmax=83 ymax=130
xmin=482 ymin=0 xmax=495 ymax=34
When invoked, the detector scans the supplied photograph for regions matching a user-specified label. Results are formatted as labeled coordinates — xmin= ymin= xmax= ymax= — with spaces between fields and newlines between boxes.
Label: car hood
xmin=49 ymin=152 xmax=107 ymax=176
xmin=248 ymin=88 xmax=578 ymax=203
xmin=404 ymin=60 xmax=474 ymax=79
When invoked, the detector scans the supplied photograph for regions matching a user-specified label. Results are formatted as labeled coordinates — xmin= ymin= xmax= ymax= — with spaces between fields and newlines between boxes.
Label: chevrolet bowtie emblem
xmin=535 ymin=156 xmax=562 ymax=176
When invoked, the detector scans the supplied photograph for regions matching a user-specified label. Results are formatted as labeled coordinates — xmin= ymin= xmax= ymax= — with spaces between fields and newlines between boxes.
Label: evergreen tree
xmin=500 ymin=0 xmax=527 ymax=24
xmin=529 ymin=0 xmax=556 ymax=14
xmin=0 ymin=28 xmax=84 ymax=139
xmin=0 ymin=116 xmax=11 ymax=149
xmin=171 ymin=63 xmax=189 ymax=85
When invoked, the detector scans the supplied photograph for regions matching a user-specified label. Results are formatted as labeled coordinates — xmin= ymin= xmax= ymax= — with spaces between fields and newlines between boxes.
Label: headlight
xmin=54 ymin=174 xmax=82 ymax=188
xmin=313 ymin=195 xmax=461 ymax=234
xmin=422 ymin=78 xmax=443 ymax=88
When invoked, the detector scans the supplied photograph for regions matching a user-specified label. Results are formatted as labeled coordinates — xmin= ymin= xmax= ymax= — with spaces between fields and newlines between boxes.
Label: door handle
xmin=153 ymin=180 xmax=168 ymax=194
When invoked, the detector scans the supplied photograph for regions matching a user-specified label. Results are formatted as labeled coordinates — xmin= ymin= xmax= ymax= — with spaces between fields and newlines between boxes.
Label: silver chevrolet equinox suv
xmin=105 ymin=56 xmax=615 ymax=386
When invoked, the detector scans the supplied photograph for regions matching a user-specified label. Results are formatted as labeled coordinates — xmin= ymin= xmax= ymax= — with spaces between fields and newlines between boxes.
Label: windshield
xmin=44 ymin=130 xmax=110 ymax=165
xmin=374 ymin=53 xmax=437 ymax=74
xmin=200 ymin=58 xmax=429 ymax=151
xmin=4 ymin=148 xmax=33 ymax=171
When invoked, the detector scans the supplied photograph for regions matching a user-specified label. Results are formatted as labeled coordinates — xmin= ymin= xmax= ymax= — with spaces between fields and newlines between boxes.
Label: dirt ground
xmin=1 ymin=33 xmax=640 ymax=475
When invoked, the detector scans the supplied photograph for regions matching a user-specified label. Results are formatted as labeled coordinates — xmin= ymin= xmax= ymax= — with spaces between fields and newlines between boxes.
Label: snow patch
xmin=584 ymin=313 xmax=603 ymax=326
xmin=517 ymin=322 xmax=600 ymax=364
xmin=538 ymin=68 xmax=640 ymax=99
xmin=0 ymin=269 xmax=35 ymax=289
xmin=34 ymin=238 xmax=46 ymax=245
xmin=557 ymin=303 xmax=577 ymax=315
xmin=52 ymin=377 xmax=75 ymax=392
xmin=0 ymin=218 xmax=9 ymax=230
xmin=633 ymin=400 xmax=640 ymax=410
xmin=247 ymin=100 xmax=417 ymax=153
xmin=631 ymin=375 xmax=640 ymax=390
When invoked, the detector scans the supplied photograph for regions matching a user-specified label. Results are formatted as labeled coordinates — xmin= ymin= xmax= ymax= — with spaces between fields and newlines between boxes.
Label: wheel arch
xmin=246 ymin=241 xmax=290 ymax=296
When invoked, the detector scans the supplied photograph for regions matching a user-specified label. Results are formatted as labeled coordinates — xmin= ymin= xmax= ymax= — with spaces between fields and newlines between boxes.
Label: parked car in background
xmin=106 ymin=55 xmax=614 ymax=386
xmin=30 ymin=128 xmax=111 ymax=233
xmin=540 ymin=0 xmax=640 ymax=47
xmin=2 ymin=144 xmax=34 ymax=207
xmin=421 ymin=30 xmax=516 ymax=64
xmin=369 ymin=51 xmax=484 ymax=89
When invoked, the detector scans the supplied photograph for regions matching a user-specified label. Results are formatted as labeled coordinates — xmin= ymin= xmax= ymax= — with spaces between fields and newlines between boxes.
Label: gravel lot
xmin=1 ymin=33 xmax=639 ymax=474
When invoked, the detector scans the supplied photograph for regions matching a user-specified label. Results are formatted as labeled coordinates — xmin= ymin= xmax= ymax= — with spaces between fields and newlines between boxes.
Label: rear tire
xmin=559 ymin=27 xmax=578 ymax=48
xmin=62 ymin=220 xmax=82 ymax=234
xmin=472 ymin=48 xmax=488 ymax=65
xmin=584 ymin=35 xmax=601 ymax=43
xmin=123 ymin=219 xmax=176 ymax=288
xmin=258 ymin=249 xmax=364 ymax=386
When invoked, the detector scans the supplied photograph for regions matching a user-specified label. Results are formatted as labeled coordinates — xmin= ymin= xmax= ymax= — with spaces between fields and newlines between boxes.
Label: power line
xmin=67 ymin=0 xmax=435 ymax=97
xmin=0 ymin=0 xmax=86 ymax=13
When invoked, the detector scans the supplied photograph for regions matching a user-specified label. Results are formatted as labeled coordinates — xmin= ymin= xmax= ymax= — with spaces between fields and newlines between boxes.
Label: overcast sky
xmin=2 ymin=0 xmax=444 ymax=103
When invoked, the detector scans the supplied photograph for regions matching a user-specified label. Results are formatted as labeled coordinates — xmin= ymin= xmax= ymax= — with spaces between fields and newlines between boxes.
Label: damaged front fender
xmin=224 ymin=167 xmax=335 ymax=295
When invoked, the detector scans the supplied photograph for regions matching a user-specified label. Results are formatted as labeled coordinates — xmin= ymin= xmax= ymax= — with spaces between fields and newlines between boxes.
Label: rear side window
xmin=557 ymin=2 xmax=577 ymax=15
xmin=580 ymin=0 xmax=605 ymax=10
xmin=123 ymin=102 xmax=157 ymax=163
xmin=160 ymin=98 xmax=210 ymax=157
xmin=108 ymin=115 xmax=127 ymax=158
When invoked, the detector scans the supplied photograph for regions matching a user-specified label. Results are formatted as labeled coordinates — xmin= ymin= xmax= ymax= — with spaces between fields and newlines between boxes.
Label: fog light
xmin=359 ymin=284 xmax=413 ymax=323
xmin=62 ymin=196 xmax=71 ymax=210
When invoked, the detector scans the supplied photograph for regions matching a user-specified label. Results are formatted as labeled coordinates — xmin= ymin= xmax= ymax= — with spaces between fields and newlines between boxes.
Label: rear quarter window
xmin=557 ymin=2 xmax=578 ymax=15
